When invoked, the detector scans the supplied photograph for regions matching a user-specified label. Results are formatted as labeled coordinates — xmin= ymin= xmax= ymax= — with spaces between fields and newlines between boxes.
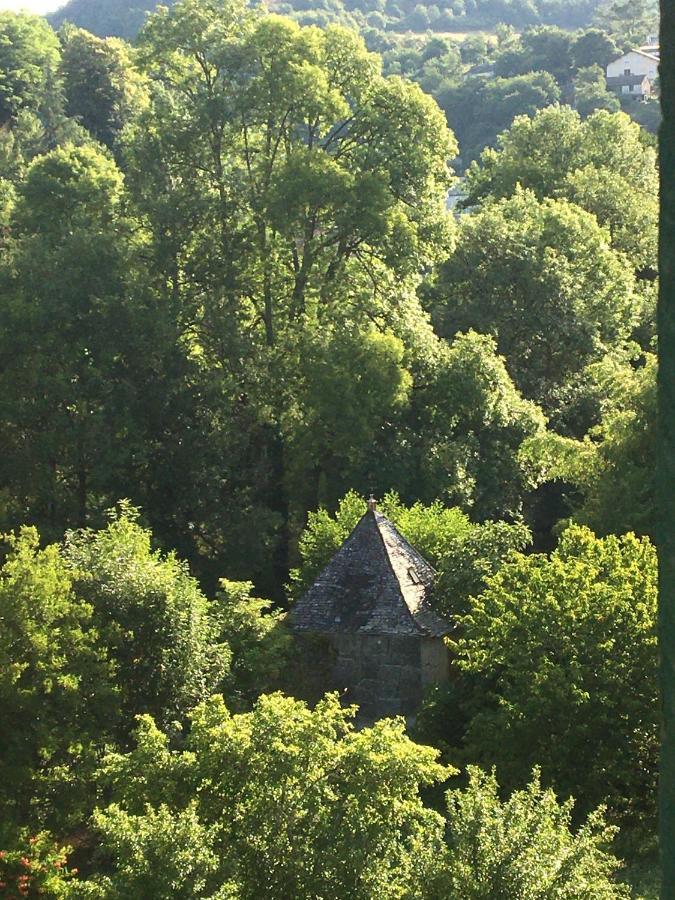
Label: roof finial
xmin=368 ymin=493 xmax=377 ymax=512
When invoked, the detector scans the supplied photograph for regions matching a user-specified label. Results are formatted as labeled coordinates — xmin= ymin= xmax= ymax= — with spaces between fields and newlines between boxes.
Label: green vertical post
xmin=660 ymin=2 xmax=675 ymax=896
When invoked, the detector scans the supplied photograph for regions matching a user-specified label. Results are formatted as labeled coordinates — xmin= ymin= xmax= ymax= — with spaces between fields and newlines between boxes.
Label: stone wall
xmin=289 ymin=631 xmax=450 ymax=721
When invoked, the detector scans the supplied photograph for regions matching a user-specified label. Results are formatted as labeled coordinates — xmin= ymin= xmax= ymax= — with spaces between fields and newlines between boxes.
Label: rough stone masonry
xmin=290 ymin=501 xmax=451 ymax=721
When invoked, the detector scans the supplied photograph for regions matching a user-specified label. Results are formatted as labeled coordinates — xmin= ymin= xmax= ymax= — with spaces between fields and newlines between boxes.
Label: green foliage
xmin=571 ymin=28 xmax=619 ymax=69
xmin=85 ymin=693 xmax=450 ymax=898
xmin=594 ymin=0 xmax=659 ymax=44
xmin=466 ymin=105 xmax=656 ymax=201
xmin=435 ymin=518 xmax=531 ymax=617
xmin=49 ymin=0 xmax=168 ymax=40
xmin=77 ymin=693 xmax=629 ymax=899
xmin=0 ymin=830 xmax=78 ymax=899
xmin=14 ymin=140 xmax=123 ymax=232
xmin=0 ymin=143 xmax=132 ymax=539
xmin=409 ymin=330 xmax=546 ymax=517
xmin=0 ymin=527 xmax=114 ymax=832
xmin=521 ymin=354 xmax=656 ymax=536
xmin=59 ymin=25 xmax=147 ymax=150
xmin=494 ymin=26 xmax=575 ymax=84
xmin=378 ymin=491 xmax=474 ymax=563
xmin=0 ymin=13 xmax=61 ymax=125
xmin=429 ymin=189 xmax=637 ymax=412
xmin=451 ymin=526 xmax=658 ymax=829
xmin=574 ymin=64 xmax=621 ymax=117
xmin=464 ymin=106 xmax=658 ymax=269
xmin=0 ymin=0 xmax=662 ymax=889
xmin=441 ymin=767 xmax=628 ymax=899
xmin=0 ymin=508 xmax=234 ymax=834
xmin=214 ymin=580 xmax=291 ymax=710
xmin=48 ymin=0 xmax=615 ymax=43
xmin=64 ymin=508 xmax=230 ymax=731
xmin=437 ymin=70 xmax=561 ymax=163
xmin=115 ymin=0 xmax=457 ymax=575
xmin=288 ymin=325 xmax=413 ymax=513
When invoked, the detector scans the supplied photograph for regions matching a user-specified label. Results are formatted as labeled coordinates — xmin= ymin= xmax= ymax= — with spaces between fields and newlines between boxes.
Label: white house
xmin=607 ymin=49 xmax=659 ymax=81
xmin=606 ymin=73 xmax=653 ymax=99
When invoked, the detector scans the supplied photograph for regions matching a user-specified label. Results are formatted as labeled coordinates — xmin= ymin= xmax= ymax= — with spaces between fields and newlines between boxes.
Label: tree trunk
xmin=658 ymin=3 xmax=675 ymax=894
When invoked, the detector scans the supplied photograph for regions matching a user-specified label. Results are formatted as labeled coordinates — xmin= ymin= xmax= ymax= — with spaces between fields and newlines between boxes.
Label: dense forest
xmin=48 ymin=0 xmax=658 ymax=38
xmin=0 ymin=0 xmax=661 ymax=895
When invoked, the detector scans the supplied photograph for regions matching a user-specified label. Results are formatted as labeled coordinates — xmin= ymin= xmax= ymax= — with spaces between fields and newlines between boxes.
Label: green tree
xmin=0 ymin=830 xmax=79 ymax=899
xmin=464 ymin=106 xmax=658 ymax=270
xmin=286 ymin=324 xmax=412 ymax=515
xmin=440 ymin=768 xmax=627 ymax=899
xmin=564 ymin=161 xmax=658 ymax=271
xmin=574 ymin=64 xmax=621 ymax=117
xmin=214 ymin=579 xmax=291 ymax=710
xmin=406 ymin=330 xmax=546 ymax=516
xmin=0 ymin=528 xmax=115 ymax=832
xmin=520 ymin=354 xmax=656 ymax=537
xmin=0 ymin=13 xmax=84 ymax=169
xmin=49 ymin=0 xmax=167 ymax=40
xmin=595 ymin=0 xmax=659 ymax=44
xmin=58 ymin=25 xmax=147 ymax=150
xmin=451 ymin=526 xmax=658 ymax=829
xmin=571 ymin=28 xmax=620 ymax=70
xmin=0 ymin=13 xmax=61 ymax=124
xmin=122 ymin=0 xmax=456 ymax=581
xmin=135 ymin=0 xmax=454 ymax=353
xmin=494 ymin=26 xmax=574 ymax=84
xmin=437 ymin=70 xmax=560 ymax=163
xmin=429 ymin=189 xmax=637 ymax=413
xmin=0 ymin=143 xmax=134 ymax=538
xmin=84 ymin=692 xmax=449 ymax=898
xmin=64 ymin=508 xmax=230 ymax=731
xmin=434 ymin=518 xmax=532 ymax=617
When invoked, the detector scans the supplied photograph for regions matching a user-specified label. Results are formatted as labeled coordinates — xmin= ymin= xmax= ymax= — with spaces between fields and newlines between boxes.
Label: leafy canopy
xmin=451 ymin=525 xmax=658 ymax=829
xmin=428 ymin=189 xmax=637 ymax=413
xmin=464 ymin=106 xmax=658 ymax=268
xmin=520 ymin=353 xmax=656 ymax=537
xmin=441 ymin=767 xmax=627 ymax=899
xmin=85 ymin=692 xmax=450 ymax=899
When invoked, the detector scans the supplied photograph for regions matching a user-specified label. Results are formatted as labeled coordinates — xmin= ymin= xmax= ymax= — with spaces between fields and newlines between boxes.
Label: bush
xmin=0 ymin=830 xmax=78 ymax=899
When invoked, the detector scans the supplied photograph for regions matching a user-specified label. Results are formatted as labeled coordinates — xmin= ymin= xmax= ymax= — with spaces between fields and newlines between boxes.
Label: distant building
xmin=640 ymin=36 xmax=660 ymax=57
xmin=289 ymin=499 xmax=451 ymax=721
xmin=606 ymin=73 xmax=653 ymax=99
xmin=607 ymin=48 xmax=659 ymax=81
xmin=446 ymin=178 xmax=468 ymax=214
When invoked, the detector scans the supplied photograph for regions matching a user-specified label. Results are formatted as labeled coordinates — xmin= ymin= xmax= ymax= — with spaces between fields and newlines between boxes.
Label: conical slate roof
xmin=291 ymin=510 xmax=449 ymax=636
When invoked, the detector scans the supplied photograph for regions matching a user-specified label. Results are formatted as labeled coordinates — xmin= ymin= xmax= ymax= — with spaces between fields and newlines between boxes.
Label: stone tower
xmin=290 ymin=503 xmax=451 ymax=720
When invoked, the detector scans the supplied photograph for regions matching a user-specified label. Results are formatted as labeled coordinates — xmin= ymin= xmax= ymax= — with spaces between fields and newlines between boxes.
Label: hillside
xmin=47 ymin=0 xmax=170 ymax=38
xmin=47 ymin=0 xmax=611 ymax=40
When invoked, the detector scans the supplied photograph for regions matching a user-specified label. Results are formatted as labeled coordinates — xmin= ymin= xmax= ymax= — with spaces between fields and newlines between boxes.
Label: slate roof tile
xmin=291 ymin=510 xmax=449 ymax=637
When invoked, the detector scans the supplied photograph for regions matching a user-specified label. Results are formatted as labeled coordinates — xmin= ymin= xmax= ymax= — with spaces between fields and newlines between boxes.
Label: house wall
xmin=607 ymin=51 xmax=658 ymax=79
xmin=289 ymin=631 xmax=451 ymax=722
